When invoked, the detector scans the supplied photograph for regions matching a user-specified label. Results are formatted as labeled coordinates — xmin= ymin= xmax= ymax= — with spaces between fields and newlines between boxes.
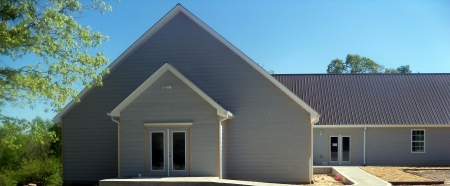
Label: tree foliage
xmin=0 ymin=116 xmax=62 ymax=185
xmin=0 ymin=158 xmax=62 ymax=186
xmin=0 ymin=116 xmax=59 ymax=168
xmin=385 ymin=65 xmax=412 ymax=73
xmin=327 ymin=54 xmax=412 ymax=74
xmin=0 ymin=0 xmax=114 ymax=111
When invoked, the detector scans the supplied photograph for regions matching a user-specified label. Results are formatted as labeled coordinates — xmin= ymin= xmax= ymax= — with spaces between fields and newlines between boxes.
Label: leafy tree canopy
xmin=385 ymin=65 xmax=412 ymax=73
xmin=0 ymin=0 xmax=115 ymax=112
xmin=327 ymin=54 xmax=412 ymax=74
xmin=0 ymin=115 xmax=62 ymax=185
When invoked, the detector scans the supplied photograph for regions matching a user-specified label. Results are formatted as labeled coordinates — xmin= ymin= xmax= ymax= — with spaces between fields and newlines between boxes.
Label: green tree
xmin=327 ymin=54 xmax=411 ymax=74
xmin=0 ymin=116 xmax=58 ymax=169
xmin=385 ymin=65 xmax=412 ymax=73
xmin=48 ymin=122 xmax=62 ymax=158
xmin=0 ymin=116 xmax=61 ymax=185
xmin=1 ymin=0 xmax=115 ymax=112
xmin=327 ymin=58 xmax=346 ymax=73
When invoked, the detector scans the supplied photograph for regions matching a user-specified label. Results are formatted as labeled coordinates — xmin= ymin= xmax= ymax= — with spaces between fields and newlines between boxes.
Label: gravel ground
xmin=404 ymin=169 xmax=450 ymax=181
xmin=361 ymin=166 xmax=433 ymax=182
xmin=361 ymin=166 xmax=450 ymax=185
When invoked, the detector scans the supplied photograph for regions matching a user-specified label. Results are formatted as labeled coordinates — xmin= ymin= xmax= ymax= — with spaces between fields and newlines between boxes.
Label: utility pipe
xmin=111 ymin=116 xmax=121 ymax=177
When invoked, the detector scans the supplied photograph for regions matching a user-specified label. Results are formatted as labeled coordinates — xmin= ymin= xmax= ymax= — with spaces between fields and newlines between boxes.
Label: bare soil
xmin=404 ymin=169 xmax=450 ymax=182
xmin=361 ymin=166 xmax=450 ymax=185
xmin=310 ymin=174 xmax=346 ymax=185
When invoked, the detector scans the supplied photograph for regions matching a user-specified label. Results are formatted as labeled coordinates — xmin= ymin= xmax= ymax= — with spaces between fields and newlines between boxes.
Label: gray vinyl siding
xmin=62 ymin=11 xmax=311 ymax=183
xmin=366 ymin=127 xmax=450 ymax=166
xmin=313 ymin=128 xmax=364 ymax=165
xmin=62 ymin=94 xmax=123 ymax=181
xmin=121 ymin=71 xmax=217 ymax=177
xmin=313 ymin=127 xmax=450 ymax=166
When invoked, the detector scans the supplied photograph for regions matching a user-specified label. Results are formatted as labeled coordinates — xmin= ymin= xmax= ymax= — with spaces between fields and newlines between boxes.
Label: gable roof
xmin=273 ymin=73 xmax=450 ymax=125
xmin=54 ymin=4 xmax=319 ymax=122
xmin=108 ymin=63 xmax=232 ymax=117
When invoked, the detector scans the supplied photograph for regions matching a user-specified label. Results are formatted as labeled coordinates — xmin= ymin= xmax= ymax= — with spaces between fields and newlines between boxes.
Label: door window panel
xmin=342 ymin=137 xmax=350 ymax=161
xmin=151 ymin=132 xmax=165 ymax=170
xmin=172 ymin=132 xmax=186 ymax=170
xmin=330 ymin=137 xmax=338 ymax=161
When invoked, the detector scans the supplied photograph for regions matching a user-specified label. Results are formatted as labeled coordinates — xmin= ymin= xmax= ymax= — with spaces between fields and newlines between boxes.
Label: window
xmin=411 ymin=130 xmax=425 ymax=153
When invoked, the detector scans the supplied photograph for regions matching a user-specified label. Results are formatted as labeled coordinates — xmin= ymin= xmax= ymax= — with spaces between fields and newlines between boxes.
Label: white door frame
xmin=145 ymin=123 xmax=191 ymax=177
xmin=329 ymin=135 xmax=351 ymax=165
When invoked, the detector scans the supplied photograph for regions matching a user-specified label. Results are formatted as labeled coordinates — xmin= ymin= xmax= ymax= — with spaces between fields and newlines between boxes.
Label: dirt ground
xmin=311 ymin=174 xmax=346 ymax=185
xmin=361 ymin=166 xmax=450 ymax=183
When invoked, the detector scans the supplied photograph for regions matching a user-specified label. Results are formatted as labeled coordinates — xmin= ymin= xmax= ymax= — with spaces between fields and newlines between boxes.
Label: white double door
xmin=329 ymin=135 xmax=351 ymax=165
xmin=148 ymin=128 xmax=189 ymax=177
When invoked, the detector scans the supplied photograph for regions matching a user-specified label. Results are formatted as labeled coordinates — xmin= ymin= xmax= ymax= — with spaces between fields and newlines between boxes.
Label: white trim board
xmin=313 ymin=124 xmax=450 ymax=128
xmin=53 ymin=4 xmax=318 ymax=122
xmin=144 ymin=122 xmax=193 ymax=127
xmin=108 ymin=63 xmax=232 ymax=117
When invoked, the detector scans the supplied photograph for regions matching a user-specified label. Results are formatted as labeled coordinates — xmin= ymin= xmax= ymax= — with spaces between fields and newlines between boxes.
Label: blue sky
xmin=3 ymin=0 xmax=450 ymax=121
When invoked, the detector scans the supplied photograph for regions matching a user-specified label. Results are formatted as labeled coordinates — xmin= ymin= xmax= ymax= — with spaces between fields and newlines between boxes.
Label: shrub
xmin=0 ymin=158 xmax=62 ymax=186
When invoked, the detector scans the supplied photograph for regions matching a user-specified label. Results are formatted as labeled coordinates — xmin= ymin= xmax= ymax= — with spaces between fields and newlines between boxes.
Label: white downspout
xmin=363 ymin=126 xmax=366 ymax=166
xmin=111 ymin=116 xmax=120 ymax=177
xmin=219 ymin=112 xmax=232 ymax=179
xmin=310 ymin=116 xmax=320 ymax=183
xmin=310 ymin=120 xmax=313 ymax=183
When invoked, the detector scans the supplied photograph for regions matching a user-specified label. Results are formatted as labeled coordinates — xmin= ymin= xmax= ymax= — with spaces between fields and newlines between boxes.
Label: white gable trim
xmin=54 ymin=4 xmax=319 ymax=122
xmin=108 ymin=63 xmax=230 ymax=117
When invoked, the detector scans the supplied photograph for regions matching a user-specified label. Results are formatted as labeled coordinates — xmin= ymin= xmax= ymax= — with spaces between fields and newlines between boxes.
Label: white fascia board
xmin=109 ymin=63 xmax=229 ymax=117
xmin=313 ymin=124 xmax=450 ymax=128
xmin=54 ymin=4 xmax=317 ymax=121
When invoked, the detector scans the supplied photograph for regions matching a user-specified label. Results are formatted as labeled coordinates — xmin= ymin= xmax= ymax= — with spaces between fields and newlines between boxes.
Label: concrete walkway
xmin=333 ymin=166 xmax=391 ymax=186
xmin=100 ymin=177 xmax=299 ymax=186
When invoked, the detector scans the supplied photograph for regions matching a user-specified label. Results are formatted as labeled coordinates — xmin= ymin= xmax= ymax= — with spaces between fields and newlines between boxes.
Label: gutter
xmin=219 ymin=111 xmax=234 ymax=179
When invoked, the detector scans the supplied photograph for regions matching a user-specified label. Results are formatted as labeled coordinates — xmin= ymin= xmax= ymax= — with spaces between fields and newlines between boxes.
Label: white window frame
xmin=411 ymin=129 xmax=425 ymax=153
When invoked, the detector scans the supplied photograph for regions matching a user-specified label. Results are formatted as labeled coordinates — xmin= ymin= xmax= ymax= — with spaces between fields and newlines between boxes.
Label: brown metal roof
xmin=272 ymin=74 xmax=450 ymax=125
